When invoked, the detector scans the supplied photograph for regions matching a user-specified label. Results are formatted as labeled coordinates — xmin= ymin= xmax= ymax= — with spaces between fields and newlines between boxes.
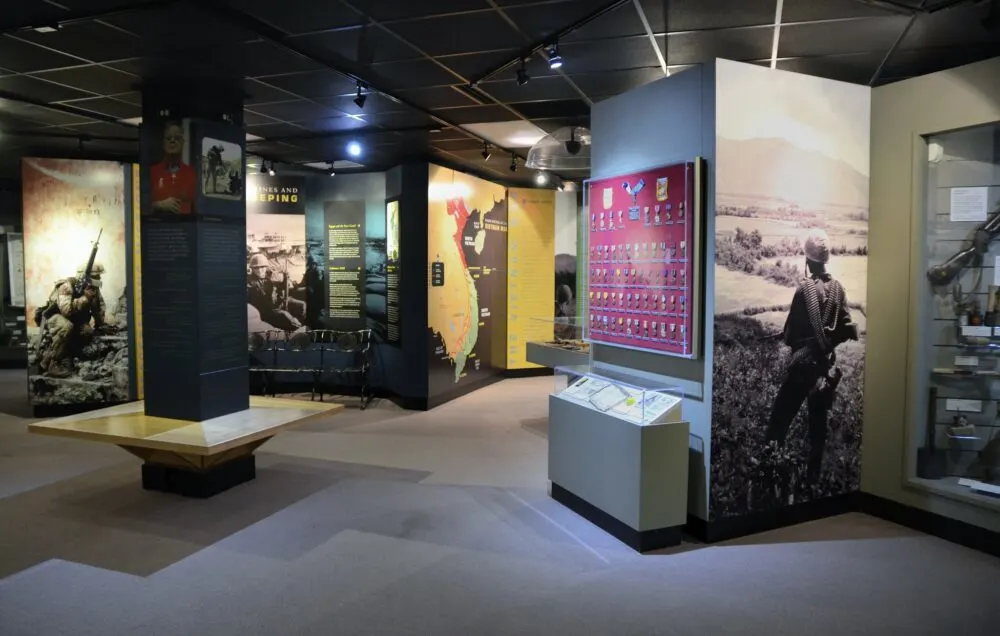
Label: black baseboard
xmin=859 ymin=492 xmax=1000 ymax=559
xmin=32 ymin=400 xmax=127 ymax=419
xmin=552 ymin=483 xmax=682 ymax=552
xmin=426 ymin=374 xmax=504 ymax=410
xmin=504 ymin=367 xmax=554 ymax=379
xmin=686 ymin=493 xmax=860 ymax=543
xmin=142 ymin=455 xmax=256 ymax=498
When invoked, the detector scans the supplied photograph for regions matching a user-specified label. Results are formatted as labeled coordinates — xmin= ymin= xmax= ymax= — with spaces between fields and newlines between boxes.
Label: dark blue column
xmin=138 ymin=84 xmax=248 ymax=421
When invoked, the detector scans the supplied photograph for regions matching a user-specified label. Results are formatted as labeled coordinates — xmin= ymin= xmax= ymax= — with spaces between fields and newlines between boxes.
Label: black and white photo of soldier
xmin=246 ymin=251 xmax=307 ymax=332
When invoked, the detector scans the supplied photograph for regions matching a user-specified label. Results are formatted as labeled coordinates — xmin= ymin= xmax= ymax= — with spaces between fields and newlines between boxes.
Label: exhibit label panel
xmin=324 ymin=201 xmax=366 ymax=330
xmin=710 ymin=59 xmax=870 ymax=521
xmin=386 ymin=197 xmax=401 ymax=344
xmin=586 ymin=162 xmax=700 ymax=358
xmin=427 ymin=165 xmax=508 ymax=392
xmin=246 ymin=174 xmax=308 ymax=333
xmin=507 ymin=188 xmax=555 ymax=369
xmin=22 ymin=158 xmax=131 ymax=406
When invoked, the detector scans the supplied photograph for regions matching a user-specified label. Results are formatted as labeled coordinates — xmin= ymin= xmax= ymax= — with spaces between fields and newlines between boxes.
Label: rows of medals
xmin=591 ymin=201 xmax=686 ymax=232
xmin=590 ymin=241 xmax=688 ymax=264
xmin=590 ymin=314 xmax=686 ymax=344
xmin=589 ymin=289 xmax=687 ymax=315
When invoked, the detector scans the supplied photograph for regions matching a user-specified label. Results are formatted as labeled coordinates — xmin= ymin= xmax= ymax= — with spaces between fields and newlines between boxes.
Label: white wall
xmin=590 ymin=63 xmax=717 ymax=519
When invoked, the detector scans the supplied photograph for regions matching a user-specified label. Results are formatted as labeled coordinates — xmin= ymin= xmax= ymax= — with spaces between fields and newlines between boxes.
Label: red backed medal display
xmin=586 ymin=162 xmax=696 ymax=358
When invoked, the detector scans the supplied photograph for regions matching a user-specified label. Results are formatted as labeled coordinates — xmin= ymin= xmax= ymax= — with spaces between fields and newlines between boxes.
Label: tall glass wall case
xmin=914 ymin=122 xmax=1000 ymax=505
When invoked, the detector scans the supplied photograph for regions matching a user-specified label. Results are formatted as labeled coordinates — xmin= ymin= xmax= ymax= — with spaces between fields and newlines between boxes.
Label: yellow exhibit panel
xmin=507 ymin=188 xmax=556 ymax=369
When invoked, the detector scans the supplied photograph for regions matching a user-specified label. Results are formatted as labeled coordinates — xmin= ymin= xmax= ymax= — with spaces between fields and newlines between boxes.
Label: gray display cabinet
xmin=548 ymin=364 xmax=688 ymax=551
xmin=525 ymin=317 xmax=589 ymax=368
xmin=912 ymin=122 xmax=1000 ymax=508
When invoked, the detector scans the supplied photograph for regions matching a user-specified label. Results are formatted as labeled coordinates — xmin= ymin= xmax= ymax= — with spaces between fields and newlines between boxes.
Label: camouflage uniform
xmin=40 ymin=264 xmax=107 ymax=378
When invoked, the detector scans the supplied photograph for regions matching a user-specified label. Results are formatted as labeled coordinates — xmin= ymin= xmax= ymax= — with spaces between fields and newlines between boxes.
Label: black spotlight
xmin=259 ymin=161 xmax=267 ymax=174
xmin=268 ymin=162 xmax=276 ymax=177
xmin=354 ymin=81 xmax=367 ymax=109
xmin=565 ymin=128 xmax=581 ymax=155
xmin=516 ymin=59 xmax=529 ymax=86
xmin=481 ymin=142 xmax=492 ymax=162
xmin=509 ymin=154 xmax=518 ymax=172
xmin=546 ymin=43 xmax=563 ymax=70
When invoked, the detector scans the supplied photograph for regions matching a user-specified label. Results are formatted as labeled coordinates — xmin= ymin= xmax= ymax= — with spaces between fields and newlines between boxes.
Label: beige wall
xmin=867 ymin=57 xmax=1000 ymax=531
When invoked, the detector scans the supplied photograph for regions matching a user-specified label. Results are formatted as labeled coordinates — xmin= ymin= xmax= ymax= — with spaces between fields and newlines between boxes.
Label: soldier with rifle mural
xmin=34 ymin=230 xmax=108 ymax=378
xmin=764 ymin=229 xmax=859 ymax=482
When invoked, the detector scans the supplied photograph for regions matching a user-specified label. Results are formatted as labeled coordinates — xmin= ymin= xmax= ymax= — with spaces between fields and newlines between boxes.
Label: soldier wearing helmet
xmin=37 ymin=263 xmax=107 ymax=378
xmin=246 ymin=252 xmax=302 ymax=331
xmin=764 ymin=229 xmax=858 ymax=482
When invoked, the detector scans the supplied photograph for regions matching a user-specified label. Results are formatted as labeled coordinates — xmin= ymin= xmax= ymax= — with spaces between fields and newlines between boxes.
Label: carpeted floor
xmin=1 ymin=371 xmax=998 ymax=635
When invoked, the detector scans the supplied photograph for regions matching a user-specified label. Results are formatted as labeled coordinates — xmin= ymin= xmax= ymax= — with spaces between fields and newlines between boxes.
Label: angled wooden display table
xmin=29 ymin=397 xmax=342 ymax=497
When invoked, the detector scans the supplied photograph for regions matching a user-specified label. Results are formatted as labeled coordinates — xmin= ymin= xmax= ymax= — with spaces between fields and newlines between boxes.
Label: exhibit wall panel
xmin=426 ymin=164 xmax=508 ymax=399
xmin=22 ymin=158 xmax=131 ymax=406
xmin=554 ymin=190 xmax=579 ymax=324
xmin=710 ymin=60 xmax=871 ymax=521
xmin=869 ymin=57 xmax=1000 ymax=532
xmin=507 ymin=188 xmax=555 ymax=369
xmin=590 ymin=63 xmax=716 ymax=519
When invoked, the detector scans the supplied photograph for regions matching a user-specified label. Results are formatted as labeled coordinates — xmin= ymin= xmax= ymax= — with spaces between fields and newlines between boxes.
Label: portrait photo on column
xmin=201 ymin=137 xmax=244 ymax=200
xmin=710 ymin=61 xmax=870 ymax=520
xmin=22 ymin=159 xmax=131 ymax=406
xmin=146 ymin=119 xmax=195 ymax=217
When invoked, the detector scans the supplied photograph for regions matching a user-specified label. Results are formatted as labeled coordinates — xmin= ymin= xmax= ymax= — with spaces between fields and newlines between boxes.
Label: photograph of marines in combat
xmin=28 ymin=229 xmax=130 ymax=404
xmin=246 ymin=248 xmax=308 ymax=333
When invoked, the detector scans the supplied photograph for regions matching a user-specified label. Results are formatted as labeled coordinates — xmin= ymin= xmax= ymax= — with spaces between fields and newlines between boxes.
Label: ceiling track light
xmin=546 ymin=42 xmax=563 ymax=70
xmin=268 ymin=162 xmax=276 ymax=177
xmin=516 ymin=59 xmax=530 ymax=86
xmin=509 ymin=154 xmax=518 ymax=173
xmin=354 ymin=81 xmax=367 ymax=109
xmin=481 ymin=142 xmax=492 ymax=162
xmin=259 ymin=161 xmax=267 ymax=175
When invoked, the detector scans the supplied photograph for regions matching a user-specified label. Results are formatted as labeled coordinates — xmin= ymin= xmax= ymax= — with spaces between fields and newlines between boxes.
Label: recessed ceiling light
xmin=347 ymin=141 xmax=362 ymax=157
xmin=534 ymin=171 xmax=549 ymax=186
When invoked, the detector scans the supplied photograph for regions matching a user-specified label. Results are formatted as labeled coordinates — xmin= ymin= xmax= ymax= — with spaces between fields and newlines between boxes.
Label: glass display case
xmin=913 ymin=122 xmax=1000 ymax=503
xmin=529 ymin=316 xmax=589 ymax=352
xmin=553 ymin=364 xmax=683 ymax=426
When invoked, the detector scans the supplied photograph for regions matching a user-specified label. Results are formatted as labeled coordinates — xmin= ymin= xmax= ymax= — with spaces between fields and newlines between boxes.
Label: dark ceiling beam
xmin=197 ymin=0 xmax=531 ymax=163
xmin=468 ymin=0 xmax=632 ymax=86
xmin=0 ymin=89 xmax=134 ymax=128
xmin=0 ymin=0 xmax=179 ymax=35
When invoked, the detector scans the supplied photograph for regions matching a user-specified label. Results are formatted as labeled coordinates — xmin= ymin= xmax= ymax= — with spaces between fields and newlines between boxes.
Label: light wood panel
xmin=28 ymin=397 xmax=342 ymax=456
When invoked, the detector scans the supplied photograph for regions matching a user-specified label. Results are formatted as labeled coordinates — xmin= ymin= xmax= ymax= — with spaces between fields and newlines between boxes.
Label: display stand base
xmin=141 ymin=454 xmax=256 ymax=498
xmin=552 ymin=483 xmax=682 ymax=552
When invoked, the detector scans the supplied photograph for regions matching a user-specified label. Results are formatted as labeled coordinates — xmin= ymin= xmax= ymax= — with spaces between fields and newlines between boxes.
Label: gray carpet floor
xmin=1 ymin=371 xmax=998 ymax=635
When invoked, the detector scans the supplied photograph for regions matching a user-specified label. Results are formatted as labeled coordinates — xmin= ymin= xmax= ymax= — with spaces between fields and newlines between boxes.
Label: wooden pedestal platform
xmin=28 ymin=396 xmax=342 ymax=497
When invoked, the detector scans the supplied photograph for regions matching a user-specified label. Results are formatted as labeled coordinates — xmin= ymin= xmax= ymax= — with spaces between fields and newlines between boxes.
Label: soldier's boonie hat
xmin=804 ymin=230 xmax=830 ymax=264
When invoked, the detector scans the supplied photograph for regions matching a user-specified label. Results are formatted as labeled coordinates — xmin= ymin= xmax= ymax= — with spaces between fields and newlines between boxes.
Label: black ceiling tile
xmin=362 ymin=110 xmax=437 ymax=128
xmin=349 ymin=0 xmax=490 ymax=22
xmin=32 ymin=65 xmax=138 ymax=96
xmin=566 ymin=67 xmax=665 ymax=97
xmin=508 ymin=99 xmax=589 ymax=120
xmin=0 ymin=98 xmax=94 ymax=126
xmin=476 ymin=75 xmax=584 ymax=103
xmin=654 ymin=0 xmax=776 ymax=31
xmin=564 ymin=3 xmax=647 ymax=41
xmin=777 ymin=52 xmax=885 ymax=85
xmin=0 ymin=74 xmax=93 ymax=102
xmin=882 ymin=43 xmax=1000 ymax=79
xmin=433 ymin=138 xmax=491 ymax=152
xmin=245 ymin=122 xmax=309 ymax=138
xmin=668 ymin=27 xmax=773 ymax=65
xmin=319 ymin=92 xmax=404 ymax=116
xmin=0 ymin=35 xmax=86 ymax=72
xmin=218 ymin=40 xmax=326 ymax=78
xmin=531 ymin=116 xmax=590 ymax=135
xmin=247 ymin=100 xmax=346 ymax=122
xmin=57 ymin=96 xmax=142 ymax=120
xmin=103 ymin=3 xmax=259 ymax=54
xmin=103 ymin=58 xmax=143 ymax=75
xmin=502 ymin=0 xmax=610 ymax=42
xmin=386 ymin=12 xmax=521 ymax=57
xmin=110 ymin=91 xmax=142 ymax=105
xmin=292 ymin=25 xmax=420 ymax=65
xmin=228 ymin=0 xmax=364 ymax=35
xmin=244 ymin=79 xmax=298 ymax=104
xmin=242 ymin=110 xmax=281 ymax=126
xmin=369 ymin=59 xmax=461 ymax=89
xmin=435 ymin=49 xmax=522 ymax=79
xmin=433 ymin=104 xmax=514 ymax=125
xmin=296 ymin=115 xmax=371 ymax=133
xmin=60 ymin=121 xmax=139 ymax=139
xmin=395 ymin=85 xmax=482 ymax=109
xmin=253 ymin=70 xmax=356 ymax=99
xmin=900 ymin=5 xmax=1000 ymax=50
xmin=782 ymin=0 xmax=898 ymax=22
xmin=15 ymin=21 xmax=144 ymax=63
xmin=557 ymin=36 xmax=663 ymax=73
xmin=779 ymin=16 xmax=910 ymax=59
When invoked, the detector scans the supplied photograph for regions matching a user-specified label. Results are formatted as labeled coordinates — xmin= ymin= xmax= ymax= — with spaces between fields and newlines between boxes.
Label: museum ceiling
xmin=0 ymin=0 xmax=998 ymax=184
